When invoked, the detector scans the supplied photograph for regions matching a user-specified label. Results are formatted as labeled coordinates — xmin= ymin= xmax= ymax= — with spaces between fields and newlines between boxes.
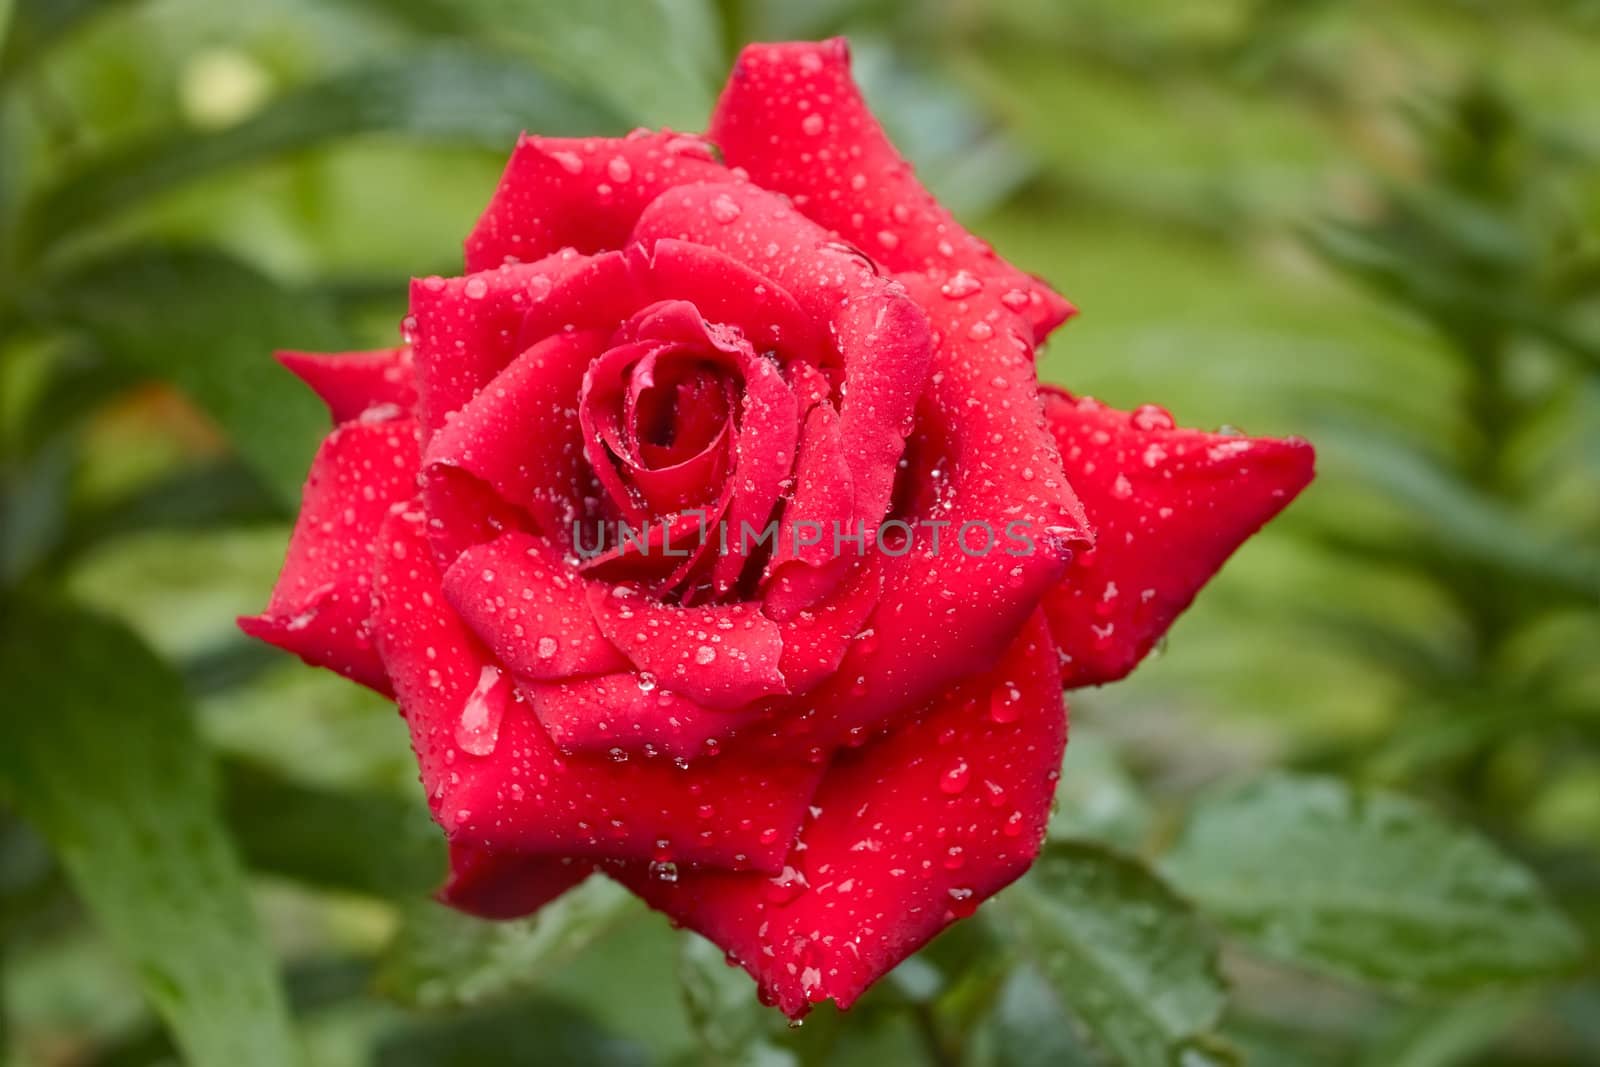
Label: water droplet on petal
xmin=1131 ymin=403 xmax=1176 ymax=431
xmin=940 ymin=270 xmax=982 ymax=299
xmin=940 ymin=758 xmax=971 ymax=795
xmin=456 ymin=665 xmax=505 ymax=756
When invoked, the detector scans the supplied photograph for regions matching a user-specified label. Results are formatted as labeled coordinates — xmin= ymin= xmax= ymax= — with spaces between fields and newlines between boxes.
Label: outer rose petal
xmin=586 ymin=587 xmax=788 ymax=711
xmin=438 ymin=842 xmax=591 ymax=920
xmin=372 ymin=507 xmax=825 ymax=872
xmin=617 ymin=612 xmax=1066 ymax=1016
xmin=409 ymin=252 xmax=591 ymax=436
xmin=464 ymin=131 xmax=729 ymax=272
xmin=422 ymin=328 xmax=609 ymax=557
xmin=519 ymin=672 xmax=767 ymax=760
xmin=238 ymin=418 xmax=419 ymax=693
xmin=442 ymin=531 xmax=628 ymax=681
xmin=275 ymin=346 xmax=416 ymax=424
xmin=709 ymin=39 xmax=1072 ymax=341
xmin=1040 ymin=389 xmax=1314 ymax=687
xmin=776 ymin=277 xmax=1089 ymax=747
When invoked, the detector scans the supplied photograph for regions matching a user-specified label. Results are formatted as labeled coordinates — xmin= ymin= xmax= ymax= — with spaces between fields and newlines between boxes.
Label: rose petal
xmin=641 ymin=238 xmax=823 ymax=360
xmin=409 ymin=252 xmax=591 ymax=436
xmin=464 ymin=131 xmax=730 ymax=273
xmin=709 ymin=39 xmax=1072 ymax=342
xmin=763 ymin=398 xmax=857 ymax=617
xmin=616 ymin=612 xmax=1066 ymax=1016
xmin=276 ymin=346 xmax=416 ymax=424
xmin=519 ymin=672 xmax=768 ymax=760
xmin=373 ymin=507 xmax=822 ymax=872
xmin=586 ymin=586 xmax=788 ymax=711
xmin=1040 ymin=389 xmax=1315 ymax=687
xmin=239 ymin=418 xmax=419 ymax=693
xmin=631 ymin=181 xmax=930 ymax=536
xmin=438 ymin=841 xmax=592 ymax=920
xmin=422 ymin=328 xmax=610 ymax=560
xmin=442 ymin=531 xmax=629 ymax=681
xmin=779 ymin=278 xmax=1090 ymax=747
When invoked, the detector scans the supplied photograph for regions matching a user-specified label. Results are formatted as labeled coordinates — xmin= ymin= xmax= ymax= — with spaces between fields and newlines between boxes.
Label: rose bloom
xmin=243 ymin=39 xmax=1313 ymax=1015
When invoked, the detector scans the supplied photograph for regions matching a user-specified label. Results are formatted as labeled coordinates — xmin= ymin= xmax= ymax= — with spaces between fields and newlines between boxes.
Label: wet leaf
xmin=993 ymin=841 xmax=1229 ymax=1067
xmin=1163 ymin=774 xmax=1585 ymax=990
xmin=678 ymin=931 xmax=798 ymax=1067
xmin=0 ymin=596 xmax=298 ymax=1066
xmin=376 ymin=875 xmax=637 ymax=1010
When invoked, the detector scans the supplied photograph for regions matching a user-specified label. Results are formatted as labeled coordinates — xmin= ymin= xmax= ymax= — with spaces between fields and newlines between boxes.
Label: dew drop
xmin=1131 ymin=403 xmax=1176 ymax=431
xmin=940 ymin=758 xmax=971 ymax=795
xmin=456 ymin=665 xmax=504 ymax=756
xmin=940 ymin=270 xmax=982 ymax=299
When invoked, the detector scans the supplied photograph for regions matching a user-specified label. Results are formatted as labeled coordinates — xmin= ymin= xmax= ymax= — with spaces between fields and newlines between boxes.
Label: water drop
xmin=940 ymin=758 xmax=971 ymax=795
xmin=456 ymin=665 xmax=504 ymax=756
xmin=1131 ymin=403 xmax=1175 ymax=431
xmin=940 ymin=270 xmax=982 ymax=299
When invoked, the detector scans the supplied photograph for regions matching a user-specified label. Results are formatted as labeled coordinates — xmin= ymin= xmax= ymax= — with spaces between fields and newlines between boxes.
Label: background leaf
xmin=0 ymin=596 xmax=298 ymax=1066
xmin=376 ymin=876 xmax=637 ymax=1011
xmin=41 ymin=245 xmax=341 ymax=503
xmin=992 ymin=841 xmax=1229 ymax=1067
xmin=23 ymin=43 xmax=623 ymax=253
xmin=678 ymin=931 xmax=798 ymax=1067
xmin=221 ymin=761 xmax=445 ymax=900
xmin=1162 ymin=774 xmax=1585 ymax=991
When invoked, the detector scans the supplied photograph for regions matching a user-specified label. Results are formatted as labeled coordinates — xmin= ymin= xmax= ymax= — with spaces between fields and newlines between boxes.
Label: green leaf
xmin=993 ymin=841 xmax=1229 ymax=1067
xmin=1162 ymin=774 xmax=1585 ymax=991
xmin=1358 ymin=991 xmax=1531 ymax=1067
xmin=371 ymin=0 xmax=721 ymax=130
xmin=372 ymin=998 xmax=651 ymax=1067
xmin=678 ymin=932 xmax=797 ymax=1067
xmin=970 ymin=966 xmax=1098 ymax=1067
xmin=23 ymin=43 xmax=623 ymax=253
xmin=1314 ymin=418 xmax=1600 ymax=601
xmin=42 ymin=245 xmax=339 ymax=503
xmin=376 ymin=875 xmax=638 ymax=1010
xmin=0 ymin=0 xmax=137 ymax=83
xmin=0 ymin=596 xmax=298 ymax=1066
xmin=1048 ymin=729 xmax=1153 ymax=849
xmin=221 ymin=761 xmax=444 ymax=899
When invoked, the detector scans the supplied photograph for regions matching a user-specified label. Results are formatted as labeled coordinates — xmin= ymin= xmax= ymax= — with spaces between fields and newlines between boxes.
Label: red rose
xmin=243 ymin=39 xmax=1313 ymax=1015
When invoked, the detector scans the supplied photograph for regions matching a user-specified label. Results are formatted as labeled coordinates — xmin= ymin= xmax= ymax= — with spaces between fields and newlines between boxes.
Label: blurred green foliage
xmin=1 ymin=1 xmax=1597 ymax=1064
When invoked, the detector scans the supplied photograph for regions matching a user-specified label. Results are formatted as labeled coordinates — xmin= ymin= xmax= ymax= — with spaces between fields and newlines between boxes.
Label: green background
xmin=1 ymin=1 xmax=1596 ymax=1064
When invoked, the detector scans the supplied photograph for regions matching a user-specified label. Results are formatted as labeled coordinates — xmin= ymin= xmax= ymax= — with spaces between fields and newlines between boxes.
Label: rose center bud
xmin=574 ymin=299 xmax=802 ymax=603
